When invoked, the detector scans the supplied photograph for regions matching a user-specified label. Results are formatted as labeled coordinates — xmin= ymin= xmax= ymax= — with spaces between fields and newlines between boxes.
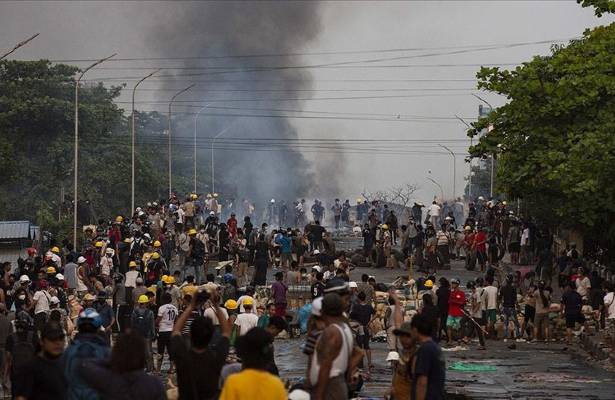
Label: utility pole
xmin=167 ymin=84 xmax=195 ymax=197
xmin=0 ymin=33 xmax=39 ymax=60
xmin=131 ymin=69 xmax=160 ymax=214
xmin=73 ymin=53 xmax=116 ymax=249
xmin=455 ymin=115 xmax=473 ymax=199
xmin=438 ymin=144 xmax=456 ymax=199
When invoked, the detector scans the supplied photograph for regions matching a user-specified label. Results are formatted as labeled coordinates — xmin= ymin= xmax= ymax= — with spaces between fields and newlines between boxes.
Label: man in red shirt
xmin=472 ymin=227 xmax=488 ymax=272
xmin=446 ymin=278 xmax=466 ymax=345
xmin=227 ymin=213 xmax=238 ymax=239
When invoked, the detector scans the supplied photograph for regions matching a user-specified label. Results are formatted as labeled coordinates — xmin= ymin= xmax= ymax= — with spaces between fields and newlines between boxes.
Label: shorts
xmin=157 ymin=331 xmax=171 ymax=355
xmin=446 ymin=316 xmax=462 ymax=330
xmin=534 ymin=313 xmax=549 ymax=330
xmin=357 ymin=333 xmax=371 ymax=350
xmin=486 ymin=309 xmax=497 ymax=323
xmin=524 ymin=305 xmax=536 ymax=323
xmin=565 ymin=313 xmax=585 ymax=329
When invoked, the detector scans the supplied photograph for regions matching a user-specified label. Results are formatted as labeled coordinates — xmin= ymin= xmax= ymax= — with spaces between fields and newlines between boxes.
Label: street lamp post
xmin=73 ymin=53 xmax=116 ymax=248
xmin=438 ymin=144 xmax=456 ymax=198
xmin=193 ymin=104 xmax=210 ymax=194
xmin=473 ymin=94 xmax=496 ymax=198
xmin=426 ymin=177 xmax=444 ymax=201
xmin=131 ymin=69 xmax=160 ymax=214
xmin=454 ymin=115 xmax=473 ymax=198
xmin=167 ymin=84 xmax=195 ymax=197
xmin=0 ymin=33 xmax=39 ymax=60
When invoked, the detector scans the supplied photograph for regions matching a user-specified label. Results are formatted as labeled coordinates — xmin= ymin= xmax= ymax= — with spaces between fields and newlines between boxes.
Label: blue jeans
xmin=503 ymin=306 xmax=521 ymax=338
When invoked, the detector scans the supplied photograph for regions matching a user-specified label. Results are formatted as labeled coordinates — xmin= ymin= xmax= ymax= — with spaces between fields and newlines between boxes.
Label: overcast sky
xmin=1 ymin=1 xmax=612 ymax=204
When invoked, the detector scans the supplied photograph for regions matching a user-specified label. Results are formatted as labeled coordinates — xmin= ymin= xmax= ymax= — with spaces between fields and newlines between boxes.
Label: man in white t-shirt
xmin=481 ymin=276 xmax=499 ymax=333
xmin=575 ymin=268 xmax=591 ymax=299
xmin=237 ymin=292 xmax=257 ymax=314
xmin=428 ymin=201 xmax=441 ymax=227
xmin=234 ymin=299 xmax=259 ymax=336
xmin=32 ymin=280 xmax=51 ymax=332
xmin=156 ymin=292 xmax=178 ymax=373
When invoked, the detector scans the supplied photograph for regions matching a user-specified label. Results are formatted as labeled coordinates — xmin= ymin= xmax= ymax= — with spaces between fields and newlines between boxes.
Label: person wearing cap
xmin=131 ymin=295 xmax=156 ymax=371
xmin=94 ymin=291 xmax=115 ymax=344
xmin=309 ymin=293 xmax=360 ymax=400
xmin=219 ymin=328 xmax=286 ymax=400
xmin=234 ymin=297 xmax=259 ymax=336
xmin=100 ymin=247 xmax=114 ymax=282
xmin=171 ymin=288 xmax=231 ymax=400
xmin=410 ymin=313 xmax=446 ymax=400
xmin=32 ymin=280 xmax=51 ymax=333
xmin=187 ymin=228 xmax=206 ymax=284
xmin=5 ymin=309 xmax=37 ymax=397
xmin=14 ymin=321 xmax=66 ymax=400
xmin=390 ymin=317 xmax=417 ymax=400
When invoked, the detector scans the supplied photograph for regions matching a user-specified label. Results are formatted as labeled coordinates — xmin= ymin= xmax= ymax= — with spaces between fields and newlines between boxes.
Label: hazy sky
xmin=1 ymin=1 xmax=612 ymax=203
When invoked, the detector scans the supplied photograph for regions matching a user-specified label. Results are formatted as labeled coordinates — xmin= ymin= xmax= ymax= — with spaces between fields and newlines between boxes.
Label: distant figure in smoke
xmin=331 ymin=199 xmax=342 ymax=230
xmin=341 ymin=200 xmax=351 ymax=227
xmin=267 ymin=199 xmax=277 ymax=226
xmin=279 ymin=201 xmax=289 ymax=227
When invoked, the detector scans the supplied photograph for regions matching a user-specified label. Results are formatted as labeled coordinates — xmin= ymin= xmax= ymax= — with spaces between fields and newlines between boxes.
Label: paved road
xmin=274 ymin=236 xmax=615 ymax=399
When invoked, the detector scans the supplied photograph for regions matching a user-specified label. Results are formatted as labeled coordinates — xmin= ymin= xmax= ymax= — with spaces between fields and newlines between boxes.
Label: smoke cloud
xmin=147 ymin=2 xmax=339 ymax=205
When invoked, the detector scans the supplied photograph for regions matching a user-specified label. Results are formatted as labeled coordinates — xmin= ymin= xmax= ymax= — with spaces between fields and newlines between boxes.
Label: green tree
xmin=468 ymin=23 xmax=615 ymax=254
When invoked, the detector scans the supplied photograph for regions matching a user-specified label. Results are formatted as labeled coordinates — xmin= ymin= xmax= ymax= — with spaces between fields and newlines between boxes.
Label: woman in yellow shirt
xmin=219 ymin=327 xmax=286 ymax=400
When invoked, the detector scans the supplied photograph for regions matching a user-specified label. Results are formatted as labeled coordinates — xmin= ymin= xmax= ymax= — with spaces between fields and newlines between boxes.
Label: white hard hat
xmin=271 ymin=198 xmax=275 ymax=203
xmin=50 ymin=296 xmax=60 ymax=305
xmin=55 ymin=273 xmax=64 ymax=281
xmin=348 ymin=281 xmax=358 ymax=289
xmin=311 ymin=297 xmax=323 ymax=317
xmin=288 ymin=389 xmax=311 ymax=400
xmin=386 ymin=351 xmax=400 ymax=362
xmin=210 ymin=211 xmax=215 ymax=216
xmin=19 ymin=275 xmax=31 ymax=283
xmin=311 ymin=265 xmax=322 ymax=273
xmin=77 ymin=256 xmax=86 ymax=264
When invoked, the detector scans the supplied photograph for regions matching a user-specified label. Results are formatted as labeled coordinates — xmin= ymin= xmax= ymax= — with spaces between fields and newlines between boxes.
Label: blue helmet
xmin=78 ymin=308 xmax=102 ymax=328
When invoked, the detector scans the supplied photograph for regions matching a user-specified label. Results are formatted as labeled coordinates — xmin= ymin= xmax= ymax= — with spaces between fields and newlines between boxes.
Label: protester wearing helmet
xmin=131 ymin=295 xmax=156 ymax=371
xmin=63 ymin=308 xmax=110 ymax=399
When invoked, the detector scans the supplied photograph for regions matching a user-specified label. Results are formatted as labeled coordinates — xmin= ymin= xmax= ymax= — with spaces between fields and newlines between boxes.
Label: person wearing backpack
xmin=63 ymin=308 xmax=110 ymax=400
xmin=14 ymin=321 xmax=66 ymax=400
xmin=6 ymin=313 xmax=38 ymax=398
xmin=130 ymin=295 xmax=155 ymax=372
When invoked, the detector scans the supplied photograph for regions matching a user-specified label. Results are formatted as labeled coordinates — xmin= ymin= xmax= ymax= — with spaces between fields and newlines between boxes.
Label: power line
xmin=50 ymin=37 xmax=572 ymax=63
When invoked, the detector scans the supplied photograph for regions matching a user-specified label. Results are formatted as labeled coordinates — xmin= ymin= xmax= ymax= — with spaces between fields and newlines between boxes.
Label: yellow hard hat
xmin=46 ymin=266 xmax=56 ymax=274
xmin=464 ymin=226 xmax=472 ymax=231
xmin=137 ymin=295 xmax=150 ymax=304
xmin=191 ymin=193 xmax=198 ymax=200
xmin=356 ymin=198 xmax=362 ymax=204
xmin=151 ymin=252 xmax=160 ymax=260
xmin=123 ymin=238 xmax=131 ymax=243
xmin=161 ymin=275 xmax=169 ymax=284
xmin=224 ymin=299 xmax=238 ymax=310
xmin=166 ymin=276 xmax=175 ymax=284
xmin=115 ymin=216 xmax=124 ymax=223
xmin=188 ymin=228 xmax=197 ymax=235
xmin=424 ymin=279 xmax=434 ymax=288
xmin=129 ymin=261 xmax=137 ymax=268
xmin=502 ymin=201 xmax=507 ymax=206
xmin=95 ymin=241 xmax=104 ymax=248
xmin=51 ymin=246 xmax=60 ymax=253
xmin=242 ymin=296 xmax=254 ymax=306
xmin=381 ymin=224 xmax=389 ymax=230
xmin=153 ymin=240 xmax=161 ymax=248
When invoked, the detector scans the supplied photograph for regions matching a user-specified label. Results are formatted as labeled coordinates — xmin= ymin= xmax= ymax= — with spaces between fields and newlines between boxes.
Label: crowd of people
xmin=0 ymin=191 xmax=613 ymax=400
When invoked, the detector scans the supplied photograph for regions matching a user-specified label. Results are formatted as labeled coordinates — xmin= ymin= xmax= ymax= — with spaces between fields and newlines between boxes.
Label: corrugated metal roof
xmin=0 ymin=221 xmax=31 ymax=240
